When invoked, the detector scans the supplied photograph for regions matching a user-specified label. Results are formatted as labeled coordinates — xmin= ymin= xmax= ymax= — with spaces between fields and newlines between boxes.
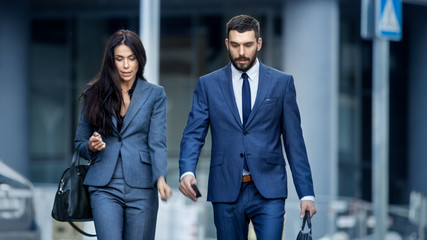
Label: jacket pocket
xmin=210 ymin=154 xmax=224 ymax=168
xmin=260 ymin=98 xmax=283 ymax=113
xmin=139 ymin=151 xmax=152 ymax=165
xmin=265 ymin=152 xmax=286 ymax=165
xmin=262 ymin=97 xmax=283 ymax=105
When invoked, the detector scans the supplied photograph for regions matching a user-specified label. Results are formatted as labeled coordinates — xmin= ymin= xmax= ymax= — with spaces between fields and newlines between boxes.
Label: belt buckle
xmin=242 ymin=175 xmax=252 ymax=183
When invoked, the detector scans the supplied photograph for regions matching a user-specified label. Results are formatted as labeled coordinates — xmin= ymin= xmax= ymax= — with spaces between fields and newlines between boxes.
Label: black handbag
xmin=51 ymin=150 xmax=96 ymax=237
xmin=296 ymin=211 xmax=312 ymax=240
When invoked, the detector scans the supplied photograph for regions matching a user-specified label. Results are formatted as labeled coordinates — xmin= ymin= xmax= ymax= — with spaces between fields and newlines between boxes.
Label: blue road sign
xmin=376 ymin=0 xmax=402 ymax=41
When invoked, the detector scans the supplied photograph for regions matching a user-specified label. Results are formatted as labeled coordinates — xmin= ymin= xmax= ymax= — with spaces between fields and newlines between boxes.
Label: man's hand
xmin=157 ymin=176 xmax=172 ymax=201
xmin=300 ymin=200 xmax=317 ymax=218
xmin=179 ymin=174 xmax=199 ymax=202
xmin=88 ymin=132 xmax=106 ymax=152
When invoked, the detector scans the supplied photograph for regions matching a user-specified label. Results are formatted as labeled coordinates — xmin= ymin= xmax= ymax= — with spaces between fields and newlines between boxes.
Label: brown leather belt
xmin=242 ymin=175 xmax=253 ymax=183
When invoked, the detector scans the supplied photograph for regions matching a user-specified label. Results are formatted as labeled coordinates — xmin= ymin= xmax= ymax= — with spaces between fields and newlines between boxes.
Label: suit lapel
xmin=218 ymin=63 xmax=243 ymax=128
xmin=120 ymin=79 xmax=152 ymax=133
xmin=112 ymin=116 xmax=119 ymax=135
xmin=245 ymin=62 xmax=271 ymax=128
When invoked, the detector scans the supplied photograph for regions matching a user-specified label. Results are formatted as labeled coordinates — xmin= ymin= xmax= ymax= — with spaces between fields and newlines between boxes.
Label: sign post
xmin=372 ymin=36 xmax=389 ymax=240
xmin=362 ymin=0 xmax=402 ymax=239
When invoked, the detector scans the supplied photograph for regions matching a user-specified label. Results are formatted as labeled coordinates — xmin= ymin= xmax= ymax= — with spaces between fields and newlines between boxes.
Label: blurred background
xmin=0 ymin=0 xmax=426 ymax=239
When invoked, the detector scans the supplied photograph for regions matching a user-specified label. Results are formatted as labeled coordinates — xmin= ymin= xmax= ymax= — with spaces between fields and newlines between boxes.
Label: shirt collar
xmin=231 ymin=58 xmax=259 ymax=81
xmin=128 ymin=78 xmax=138 ymax=99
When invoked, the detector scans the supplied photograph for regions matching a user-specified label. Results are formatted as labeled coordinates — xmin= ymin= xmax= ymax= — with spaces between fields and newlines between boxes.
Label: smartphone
xmin=191 ymin=184 xmax=202 ymax=198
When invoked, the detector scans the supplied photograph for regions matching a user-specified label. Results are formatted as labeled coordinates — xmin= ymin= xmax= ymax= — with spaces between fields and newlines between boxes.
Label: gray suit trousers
xmin=88 ymin=158 xmax=159 ymax=240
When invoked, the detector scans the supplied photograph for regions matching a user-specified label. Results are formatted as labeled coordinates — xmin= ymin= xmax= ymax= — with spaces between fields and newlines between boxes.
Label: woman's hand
xmin=157 ymin=176 xmax=172 ymax=201
xmin=88 ymin=132 xmax=106 ymax=153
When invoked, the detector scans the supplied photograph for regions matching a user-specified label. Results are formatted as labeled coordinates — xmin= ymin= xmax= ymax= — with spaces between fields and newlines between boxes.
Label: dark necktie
xmin=241 ymin=73 xmax=251 ymax=172
xmin=241 ymin=72 xmax=251 ymax=128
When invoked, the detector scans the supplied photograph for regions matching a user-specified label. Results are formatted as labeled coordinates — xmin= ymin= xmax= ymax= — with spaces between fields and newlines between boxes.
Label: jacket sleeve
xmin=74 ymin=98 xmax=95 ymax=161
xmin=148 ymin=87 xmax=168 ymax=186
xmin=282 ymin=75 xmax=315 ymax=199
xmin=179 ymin=77 xmax=210 ymax=178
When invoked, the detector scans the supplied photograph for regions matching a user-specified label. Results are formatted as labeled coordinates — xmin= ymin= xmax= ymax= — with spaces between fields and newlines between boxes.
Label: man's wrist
xmin=180 ymin=172 xmax=195 ymax=181
xmin=300 ymin=196 xmax=315 ymax=202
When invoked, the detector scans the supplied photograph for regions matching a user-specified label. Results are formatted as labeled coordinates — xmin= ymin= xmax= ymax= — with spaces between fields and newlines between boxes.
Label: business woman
xmin=74 ymin=30 xmax=171 ymax=240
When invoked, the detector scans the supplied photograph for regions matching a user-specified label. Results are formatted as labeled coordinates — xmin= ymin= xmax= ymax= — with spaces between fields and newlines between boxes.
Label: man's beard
xmin=229 ymin=50 xmax=258 ymax=72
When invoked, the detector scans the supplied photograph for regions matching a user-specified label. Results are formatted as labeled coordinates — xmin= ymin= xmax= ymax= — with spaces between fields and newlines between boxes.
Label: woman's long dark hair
xmin=80 ymin=30 xmax=147 ymax=136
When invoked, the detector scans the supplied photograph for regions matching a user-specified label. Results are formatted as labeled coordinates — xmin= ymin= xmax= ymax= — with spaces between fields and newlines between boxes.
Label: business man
xmin=179 ymin=15 xmax=316 ymax=239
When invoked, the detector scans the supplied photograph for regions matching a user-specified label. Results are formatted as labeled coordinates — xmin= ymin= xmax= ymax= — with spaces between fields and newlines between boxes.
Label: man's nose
xmin=239 ymin=46 xmax=245 ymax=56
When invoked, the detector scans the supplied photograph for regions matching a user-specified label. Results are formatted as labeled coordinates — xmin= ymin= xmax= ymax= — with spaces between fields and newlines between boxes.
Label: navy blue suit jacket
xmin=179 ymin=62 xmax=314 ymax=202
xmin=75 ymin=79 xmax=167 ymax=188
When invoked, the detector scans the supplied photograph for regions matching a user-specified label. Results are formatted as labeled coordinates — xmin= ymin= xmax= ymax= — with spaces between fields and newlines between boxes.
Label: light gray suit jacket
xmin=75 ymin=79 xmax=167 ymax=188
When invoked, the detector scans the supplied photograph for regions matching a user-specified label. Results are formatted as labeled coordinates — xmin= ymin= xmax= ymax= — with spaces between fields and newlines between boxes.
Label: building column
xmin=408 ymin=7 xmax=427 ymax=196
xmin=282 ymin=0 xmax=339 ymax=238
xmin=140 ymin=0 xmax=160 ymax=84
xmin=0 ymin=1 xmax=31 ymax=177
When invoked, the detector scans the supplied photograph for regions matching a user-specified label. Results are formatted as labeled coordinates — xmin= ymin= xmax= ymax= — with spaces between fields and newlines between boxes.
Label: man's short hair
xmin=226 ymin=15 xmax=260 ymax=39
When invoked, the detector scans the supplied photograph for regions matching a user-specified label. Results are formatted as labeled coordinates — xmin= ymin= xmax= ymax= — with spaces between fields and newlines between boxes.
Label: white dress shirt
xmin=231 ymin=59 xmax=259 ymax=124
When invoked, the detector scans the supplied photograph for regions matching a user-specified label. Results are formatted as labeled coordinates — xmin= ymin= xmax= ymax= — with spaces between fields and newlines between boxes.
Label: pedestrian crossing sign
xmin=377 ymin=0 xmax=402 ymax=41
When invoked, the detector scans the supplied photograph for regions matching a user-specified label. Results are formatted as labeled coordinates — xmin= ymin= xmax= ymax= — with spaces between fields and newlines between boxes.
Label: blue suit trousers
xmin=88 ymin=158 xmax=159 ymax=240
xmin=212 ymin=182 xmax=286 ymax=240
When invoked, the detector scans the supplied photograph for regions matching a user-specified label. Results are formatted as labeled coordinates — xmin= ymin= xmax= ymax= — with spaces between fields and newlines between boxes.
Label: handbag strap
xmin=72 ymin=146 xmax=91 ymax=168
xmin=67 ymin=148 xmax=95 ymax=237
xmin=71 ymin=147 xmax=84 ymax=166
xmin=300 ymin=211 xmax=312 ymax=234
xmin=71 ymin=145 xmax=81 ymax=166
xmin=68 ymin=222 xmax=97 ymax=237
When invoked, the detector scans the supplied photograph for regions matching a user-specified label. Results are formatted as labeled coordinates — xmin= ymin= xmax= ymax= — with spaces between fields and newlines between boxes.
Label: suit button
xmin=243 ymin=131 xmax=248 ymax=135
xmin=240 ymin=153 xmax=244 ymax=158
xmin=118 ymin=136 xmax=122 ymax=142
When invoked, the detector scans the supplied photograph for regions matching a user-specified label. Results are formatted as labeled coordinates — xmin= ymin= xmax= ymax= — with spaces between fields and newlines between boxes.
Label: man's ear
xmin=225 ymin=38 xmax=229 ymax=50
xmin=257 ymin=38 xmax=263 ymax=51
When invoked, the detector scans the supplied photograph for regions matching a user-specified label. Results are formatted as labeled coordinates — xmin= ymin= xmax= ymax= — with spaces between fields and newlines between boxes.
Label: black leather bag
xmin=296 ymin=211 xmax=312 ymax=240
xmin=51 ymin=150 xmax=96 ymax=237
